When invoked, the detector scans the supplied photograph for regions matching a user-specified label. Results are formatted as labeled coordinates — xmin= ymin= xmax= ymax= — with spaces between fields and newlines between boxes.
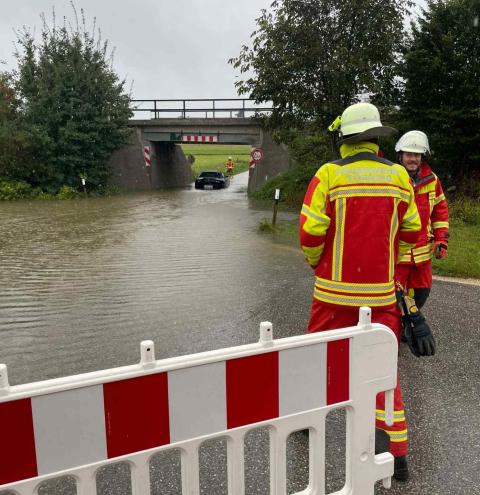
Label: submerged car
xmin=194 ymin=171 xmax=230 ymax=190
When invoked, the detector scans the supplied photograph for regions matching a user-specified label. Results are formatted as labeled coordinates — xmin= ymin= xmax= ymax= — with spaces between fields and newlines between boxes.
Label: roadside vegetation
xmin=0 ymin=5 xmax=131 ymax=200
xmin=181 ymin=144 xmax=251 ymax=178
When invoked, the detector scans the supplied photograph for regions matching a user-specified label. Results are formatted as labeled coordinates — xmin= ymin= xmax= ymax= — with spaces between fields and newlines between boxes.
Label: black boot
xmin=394 ymin=456 xmax=409 ymax=481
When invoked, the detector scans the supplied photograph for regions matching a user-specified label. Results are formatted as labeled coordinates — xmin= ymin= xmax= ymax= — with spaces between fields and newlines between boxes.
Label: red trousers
xmin=396 ymin=261 xmax=432 ymax=289
xmin=307 ymin=300 xmax=408 ymax=457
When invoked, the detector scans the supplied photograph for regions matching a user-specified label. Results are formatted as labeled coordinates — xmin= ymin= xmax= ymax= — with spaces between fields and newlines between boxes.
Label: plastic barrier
xmin=0 ymin=307 xmax=397 ymax=495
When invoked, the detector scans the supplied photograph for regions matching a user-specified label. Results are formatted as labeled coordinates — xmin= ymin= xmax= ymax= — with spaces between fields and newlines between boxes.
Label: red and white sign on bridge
xmin=0 ymin=308 xmax=397 ymax=494
xmin=181 ymin=134 xmax=218 ymax=143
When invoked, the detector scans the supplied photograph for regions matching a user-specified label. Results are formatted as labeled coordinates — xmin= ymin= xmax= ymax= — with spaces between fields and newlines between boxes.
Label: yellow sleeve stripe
xmin=434 ymin=194 xmax=446 ymax=205
xmin=432 ymin=221 xmax=449 ymax=229
xmin=301 ymin=205 xmax=330 ymax=224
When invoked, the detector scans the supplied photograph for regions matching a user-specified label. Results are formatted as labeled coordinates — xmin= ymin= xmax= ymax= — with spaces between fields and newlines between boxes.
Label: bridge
xmin=109 ymin=99 xmax=291 ymax=192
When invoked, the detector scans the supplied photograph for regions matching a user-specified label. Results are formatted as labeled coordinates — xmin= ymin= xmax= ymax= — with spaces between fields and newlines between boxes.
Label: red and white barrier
xmin=0 ymin=308 xmax=397 ymax=494
xmin=181 ymin=134 xmax=218 ymax=143
xmin=143 ymin=146 xmax=151 ymax=167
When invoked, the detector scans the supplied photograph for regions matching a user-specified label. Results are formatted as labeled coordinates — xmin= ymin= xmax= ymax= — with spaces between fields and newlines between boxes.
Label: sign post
xmin=272 ymin=188 xmax=280 ymax=227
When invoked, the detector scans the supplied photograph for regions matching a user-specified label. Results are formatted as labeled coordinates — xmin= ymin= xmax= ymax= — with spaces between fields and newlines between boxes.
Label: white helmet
xmin=332 ymin=103 xmax=397 ymax=144
xmin=395 ymin=130 xmax=430 ymax=154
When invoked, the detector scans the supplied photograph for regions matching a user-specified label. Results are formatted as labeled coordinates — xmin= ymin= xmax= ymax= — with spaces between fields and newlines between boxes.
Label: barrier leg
xmin=76 ymin=468 xmax=97 ymax=495
xmin=181 ymin=444 xmax=200 ymax=495
xmin=309 ymin=419 xmax=326 ymax=495
xmin=270 ymin=426 xmax=287 ymax=494
xmin=227 ymin=432 xmax=245 ymax=494
xmin=130 ymin=457 xmax=151 ymax=495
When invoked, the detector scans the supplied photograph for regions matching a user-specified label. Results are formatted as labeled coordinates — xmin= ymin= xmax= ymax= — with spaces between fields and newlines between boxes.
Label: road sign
xmin=250 ymin=148 xmax=264 ymax=162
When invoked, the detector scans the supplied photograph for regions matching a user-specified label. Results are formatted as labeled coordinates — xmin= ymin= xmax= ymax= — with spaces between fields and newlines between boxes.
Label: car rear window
xmin=200 ymin=172 xmax=223 ymax=178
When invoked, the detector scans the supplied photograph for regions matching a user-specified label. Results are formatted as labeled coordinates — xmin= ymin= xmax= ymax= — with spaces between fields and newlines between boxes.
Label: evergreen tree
xmin=14 ymin=7 xmax=132 ymax=191
xmin=401 ymin=0 xmax=480 ymax=182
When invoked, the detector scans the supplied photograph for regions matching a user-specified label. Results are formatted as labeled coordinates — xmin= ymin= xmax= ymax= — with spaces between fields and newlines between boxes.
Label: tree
xmin=0 ymin=70 xmax=36 ymax=181
xmin=14 ymin=7 xmax=132 ymax=191
xmin=229 ymin=0 xmax=412 ymax=137
xmin=400 ymin=0 xmax=480 ymax=182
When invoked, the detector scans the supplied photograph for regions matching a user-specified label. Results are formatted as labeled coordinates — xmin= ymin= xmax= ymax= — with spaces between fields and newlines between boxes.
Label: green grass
xmin=181 ymin=144 xmax=251 ymax=177
xmin=432 ymin=219 xmax=480 ymax=278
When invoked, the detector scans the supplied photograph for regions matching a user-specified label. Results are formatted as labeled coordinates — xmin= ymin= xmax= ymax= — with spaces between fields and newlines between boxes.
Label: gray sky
xmin=1 ymin=1 xmax=426 ymax=101
xmin=0 ymin=0 xmax=272 ymax=100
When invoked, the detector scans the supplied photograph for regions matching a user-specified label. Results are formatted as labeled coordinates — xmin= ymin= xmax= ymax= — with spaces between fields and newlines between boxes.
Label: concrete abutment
xmin=109 ymin=119 xmax=291 ymax=192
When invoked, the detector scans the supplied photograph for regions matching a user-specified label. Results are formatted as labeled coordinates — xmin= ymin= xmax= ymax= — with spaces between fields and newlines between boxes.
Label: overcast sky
xmin=1 ymin=1 xmax=426 ymax=102
xmin=0 ymin=0 xmax=273 ymax=100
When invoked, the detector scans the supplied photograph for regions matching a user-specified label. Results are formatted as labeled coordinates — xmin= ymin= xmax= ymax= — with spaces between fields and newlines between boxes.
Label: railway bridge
xmin=110 ymin=99 xmax=291 ymax=192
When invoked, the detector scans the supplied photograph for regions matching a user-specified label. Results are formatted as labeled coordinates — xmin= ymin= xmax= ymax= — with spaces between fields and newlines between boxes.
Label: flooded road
xmin=0 ymin=172 xmax=308 ymax=385
xmin=1 ymin=173 xmax=479 ymax=494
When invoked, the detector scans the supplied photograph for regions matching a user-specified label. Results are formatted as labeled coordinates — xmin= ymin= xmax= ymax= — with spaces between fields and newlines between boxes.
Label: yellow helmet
xmin=331 ymin=102 xmax=397 ymax=144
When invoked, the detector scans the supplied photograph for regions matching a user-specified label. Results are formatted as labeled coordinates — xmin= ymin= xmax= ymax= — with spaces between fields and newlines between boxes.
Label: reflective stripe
xmin=332 ymin=198 xmax=345 ymax=281
xmin=434 ymin=193 xmax=446 ymax=205
xmin=387 ymin=429 xmax=408 ymax=443
xmin=301 ymin=205 xmax=330 ymax=224
xmin=402 ymin=211 xmax=420 ymax=224
xmin=389 ymin=200 xmax=399 ymax=280
xmin=329 ymin=188 xmax=410 ymax=202
xmin=315 ymin=278 xmax=394 ymax=294
xmin=302 ymin=245 xmax=325 ymax=267
xmin=432 ymin=221 xmax=449 ymax=229
xmin=376 ymin=409 xmax=405 ymax=423
xmin=313 ymin=289 xmax=397 ymax=307
xmin=376 ymin=409 xmax=405 ymax=416
xmin=414 ymin=253 xmax=432 ymax=263
xmin=399 ymin=253 xmax=412 ymax=263
xmin=413 ymin=245 xmax=432 ymax=255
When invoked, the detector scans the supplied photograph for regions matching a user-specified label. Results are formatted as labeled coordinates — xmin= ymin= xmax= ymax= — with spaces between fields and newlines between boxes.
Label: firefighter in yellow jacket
xmin=394 ymin=131 xmax=449 ymax=310
xmin=300 ymin=102 xmax=422 ymax=481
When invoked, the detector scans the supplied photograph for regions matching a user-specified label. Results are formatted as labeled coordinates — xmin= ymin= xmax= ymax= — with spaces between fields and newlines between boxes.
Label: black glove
xmin=403 ymin=310 xmax=436 ymax=357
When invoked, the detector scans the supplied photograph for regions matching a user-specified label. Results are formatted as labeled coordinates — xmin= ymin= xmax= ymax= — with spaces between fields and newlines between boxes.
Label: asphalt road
xmin=246 ymin=265 xmax=480 ymax=495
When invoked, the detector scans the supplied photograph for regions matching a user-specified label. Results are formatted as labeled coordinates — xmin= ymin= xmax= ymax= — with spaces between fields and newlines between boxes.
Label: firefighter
xmin=394 ymin=131 xmax=449 ymax=310
xmin=226 ymin=156 xmax=234 ymax=176
xmin=300 ymin=102 xmax=422 ymax=481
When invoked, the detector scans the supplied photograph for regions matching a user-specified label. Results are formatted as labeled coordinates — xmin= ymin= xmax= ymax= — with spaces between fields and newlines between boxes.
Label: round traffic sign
xmin=250 ymin=148 xmax=264 ymax=162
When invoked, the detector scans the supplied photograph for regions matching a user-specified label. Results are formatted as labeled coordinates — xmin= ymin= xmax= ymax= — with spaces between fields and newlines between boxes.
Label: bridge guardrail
xmin=0 ymin=307 xmax=396 ymax=494
xmin=130 ymin=98 xmax=273 ymax=119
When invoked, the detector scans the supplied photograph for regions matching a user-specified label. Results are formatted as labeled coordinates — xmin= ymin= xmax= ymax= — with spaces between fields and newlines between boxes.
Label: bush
xmin=56 ymin=185 xmax=81 ymax=200
xmin=0 ymin=179 xmax=35 ymax=200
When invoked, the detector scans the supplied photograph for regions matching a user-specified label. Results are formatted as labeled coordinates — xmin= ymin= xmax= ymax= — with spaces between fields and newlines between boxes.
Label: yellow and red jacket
xmin=398 ymin=162 xmax=449 ymax=265
xmin=300 ymin=142 xmax=421 ymax=308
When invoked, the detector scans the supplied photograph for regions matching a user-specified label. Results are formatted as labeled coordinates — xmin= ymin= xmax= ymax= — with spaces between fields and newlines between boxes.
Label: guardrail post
xmin=259 ymin=321 xmax=273 ymax=346
xmin=140 ymin=340 xmax=155 ymax=367
xmin=0 ymin=363 xmax=9 ymax=395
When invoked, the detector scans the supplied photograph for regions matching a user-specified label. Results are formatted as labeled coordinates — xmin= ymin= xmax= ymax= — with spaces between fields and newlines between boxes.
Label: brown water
xmin=0 ymin=173 xmax=306 ymax=385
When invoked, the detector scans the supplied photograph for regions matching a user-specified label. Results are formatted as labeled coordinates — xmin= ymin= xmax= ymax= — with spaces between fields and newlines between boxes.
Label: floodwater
xmin=0 ymin=172 xmax=306 ymax=386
